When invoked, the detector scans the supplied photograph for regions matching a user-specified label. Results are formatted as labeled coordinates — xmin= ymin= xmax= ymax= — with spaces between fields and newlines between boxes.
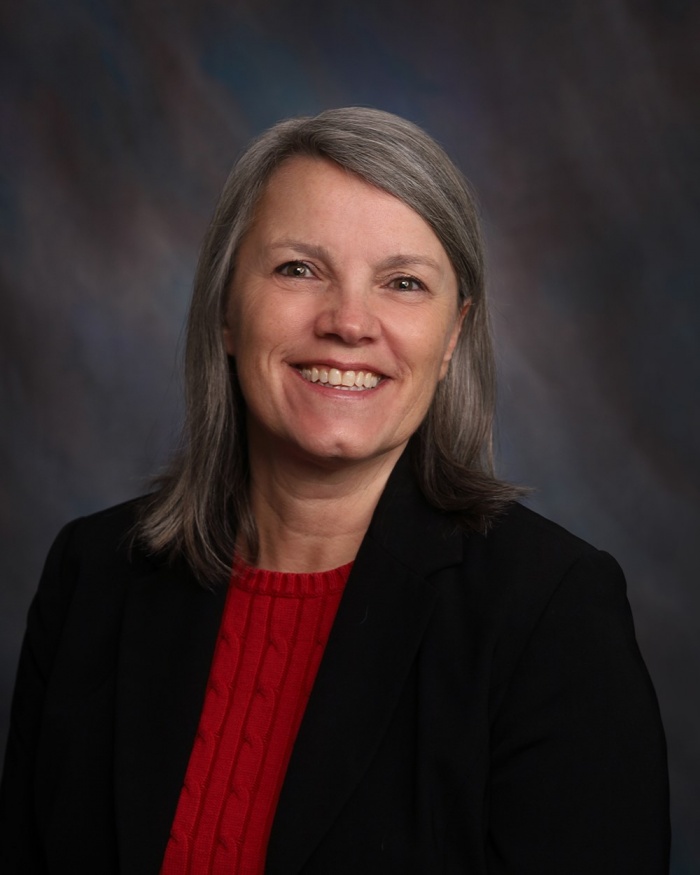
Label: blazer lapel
xmin=266 ymin=455 xmax=463 ymax=875
xmin=113 ymin=555 xmax=228 ymax=875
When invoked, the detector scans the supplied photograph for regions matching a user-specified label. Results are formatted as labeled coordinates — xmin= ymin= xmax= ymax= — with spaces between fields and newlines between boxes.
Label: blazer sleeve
xmin=0 ymin=521 xmax=81 ymax=874
xmin=486 ymin=550 xmax=670 ymax=875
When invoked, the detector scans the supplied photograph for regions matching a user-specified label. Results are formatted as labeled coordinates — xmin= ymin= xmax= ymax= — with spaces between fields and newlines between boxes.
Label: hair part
xmin=137 ymin=107 xmax=523 ymax=584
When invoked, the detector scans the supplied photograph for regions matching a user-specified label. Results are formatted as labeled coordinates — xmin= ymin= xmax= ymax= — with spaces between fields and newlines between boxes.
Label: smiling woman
xmin=222 ymin=157 xmax=467 ymax=516
xmin=0 ymin=108 xmax=670 ymax=874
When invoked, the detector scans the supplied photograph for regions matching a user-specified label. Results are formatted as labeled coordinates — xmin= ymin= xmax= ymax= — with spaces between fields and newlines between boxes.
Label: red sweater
xmin=160 ymin=558 xmax=351 ymax=875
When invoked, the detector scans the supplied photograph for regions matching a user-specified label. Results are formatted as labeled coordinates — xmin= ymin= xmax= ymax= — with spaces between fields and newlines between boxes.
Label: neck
xmin=244 ymin=443 xmax=405 ymax=573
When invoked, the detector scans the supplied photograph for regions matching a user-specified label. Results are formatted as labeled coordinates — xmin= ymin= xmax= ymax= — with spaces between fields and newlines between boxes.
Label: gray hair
xmin=138 ymin=107 xmax=520 ymax=582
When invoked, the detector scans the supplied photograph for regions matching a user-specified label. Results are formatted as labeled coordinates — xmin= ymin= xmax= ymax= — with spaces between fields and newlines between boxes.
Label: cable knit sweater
xmin=160 ymin=557 xmax=352 ymax=875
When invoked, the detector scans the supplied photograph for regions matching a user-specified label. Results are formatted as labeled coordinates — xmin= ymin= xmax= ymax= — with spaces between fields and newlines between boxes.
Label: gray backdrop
xmin=2 ymin=1 xmax=698 ymax=871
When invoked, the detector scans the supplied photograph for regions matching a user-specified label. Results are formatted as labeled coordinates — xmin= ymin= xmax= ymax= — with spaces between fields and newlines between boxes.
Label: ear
xmin=439 ymin=299 xmax=471 ymax=380
xmin=222 ymin=320 xmax=236 ymax=357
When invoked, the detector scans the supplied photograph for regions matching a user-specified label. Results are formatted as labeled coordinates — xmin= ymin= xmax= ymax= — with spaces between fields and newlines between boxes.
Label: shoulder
xmin=59 ymin=494 xmax=148 ymax=545
xmin=48 ymin=496 xmax=153 ymax=573
xmin=378 ymin=458 xmax=621 ymax=602
xmin=472 ymin=501 xmax=624 ymax=601
xmin=32 ymin=496 xmax=158 ymax=625
xmin=485 ymin=501 xmax=601 ymax=565
xmin=452 ymin=504 xmax=647 ymax=711
xmin=451 ymin=503 xmax=633 ymax=674
xmin=12 ymin=498 xmax=160 ymax=725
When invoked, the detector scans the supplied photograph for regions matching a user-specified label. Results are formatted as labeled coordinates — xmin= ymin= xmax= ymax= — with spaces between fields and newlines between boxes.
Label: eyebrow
xmin=269 ymin=239 xmax=332 ymax=262
xmin=375 ymin=253 xmax=444 ymax=274
xmin=269 ymin=239 xmax=445 ymax=274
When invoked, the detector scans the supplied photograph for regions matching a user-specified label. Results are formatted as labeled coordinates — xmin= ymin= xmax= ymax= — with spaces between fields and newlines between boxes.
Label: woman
xmin=0 ymin=108 xmax=669 ymax=874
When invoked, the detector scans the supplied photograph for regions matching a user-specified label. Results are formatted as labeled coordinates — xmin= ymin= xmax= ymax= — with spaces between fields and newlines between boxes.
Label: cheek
xmin=226 ymin=298 xmax=295 ymax=371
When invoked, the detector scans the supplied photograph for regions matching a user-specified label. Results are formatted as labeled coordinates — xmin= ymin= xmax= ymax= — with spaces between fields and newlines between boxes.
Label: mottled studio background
xmin=1 ymin=0 xmax=698 ymax=869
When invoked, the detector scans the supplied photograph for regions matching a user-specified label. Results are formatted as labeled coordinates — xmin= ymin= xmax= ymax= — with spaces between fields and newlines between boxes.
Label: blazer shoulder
xmin=68 ymin=493 xmax=147 ymax=539
xmin=489 ymin=500 xmax=596 ymax=552
xmin=56 ymin=495 xmax=153 ymax=569
xmin=459 ymin=502 xmax=628 ymax=651
xmin=32 ymin=496 xmax=158 ymax=624
xmin=482 ymin=501 xmax=612 ymax=580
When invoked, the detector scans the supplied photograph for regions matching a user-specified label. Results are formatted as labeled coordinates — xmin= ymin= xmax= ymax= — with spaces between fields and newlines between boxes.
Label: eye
xmin=276 ymin=261 xmax=313 ymax=278
xmin=388 ymin=275 xmax=425 ymax=292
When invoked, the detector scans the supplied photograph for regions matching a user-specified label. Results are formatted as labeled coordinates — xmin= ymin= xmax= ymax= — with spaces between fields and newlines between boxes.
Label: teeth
xmin=299 ymin=365 xmax=380 ymax=390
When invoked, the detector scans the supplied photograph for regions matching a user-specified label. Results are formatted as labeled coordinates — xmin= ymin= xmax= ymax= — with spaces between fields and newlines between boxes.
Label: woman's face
xmin=223 ymin=156 xmax=467 ymax=470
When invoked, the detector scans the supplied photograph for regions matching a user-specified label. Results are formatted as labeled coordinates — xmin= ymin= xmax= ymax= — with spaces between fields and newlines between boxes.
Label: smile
xmin=297 ymin=365 xmax=381 ymax=390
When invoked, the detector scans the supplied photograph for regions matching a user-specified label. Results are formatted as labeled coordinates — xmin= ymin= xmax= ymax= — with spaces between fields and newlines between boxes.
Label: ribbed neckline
xmin=231 ymin=556 xmax=353 ymax=598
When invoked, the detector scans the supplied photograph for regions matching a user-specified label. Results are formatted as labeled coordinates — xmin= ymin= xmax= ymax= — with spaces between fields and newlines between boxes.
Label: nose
xmin=314 ymin=283 xmax=380 ymax=345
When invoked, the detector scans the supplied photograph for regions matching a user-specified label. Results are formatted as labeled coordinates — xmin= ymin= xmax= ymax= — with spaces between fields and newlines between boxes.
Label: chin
xmin=292 ymin=433 xmax=405 ymax=468
xmin=298 ymin=441 xmax=374 ymax=465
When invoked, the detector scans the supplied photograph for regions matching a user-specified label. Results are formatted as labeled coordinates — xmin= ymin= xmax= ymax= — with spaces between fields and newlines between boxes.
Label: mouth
xmin=295 ymin=364 xmax=382 ymax=391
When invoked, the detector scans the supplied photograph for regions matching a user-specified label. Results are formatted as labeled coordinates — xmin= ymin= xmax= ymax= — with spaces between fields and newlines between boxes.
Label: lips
xmin=297 ymin=365 xmax=381 ymax=390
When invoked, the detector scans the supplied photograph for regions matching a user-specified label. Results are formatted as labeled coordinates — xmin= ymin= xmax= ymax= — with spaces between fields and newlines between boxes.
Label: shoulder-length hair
xmin=137 ymin=107 xmax=521 ymax=582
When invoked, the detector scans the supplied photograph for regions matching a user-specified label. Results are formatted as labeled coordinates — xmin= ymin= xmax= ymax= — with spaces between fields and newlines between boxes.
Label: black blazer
xmin=0 ymin=459 xmax=670 ymax=874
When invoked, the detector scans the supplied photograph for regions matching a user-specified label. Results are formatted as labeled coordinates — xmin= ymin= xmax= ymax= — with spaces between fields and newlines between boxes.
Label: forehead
xmin=248 ymin=156 xmax=450 ymax=260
